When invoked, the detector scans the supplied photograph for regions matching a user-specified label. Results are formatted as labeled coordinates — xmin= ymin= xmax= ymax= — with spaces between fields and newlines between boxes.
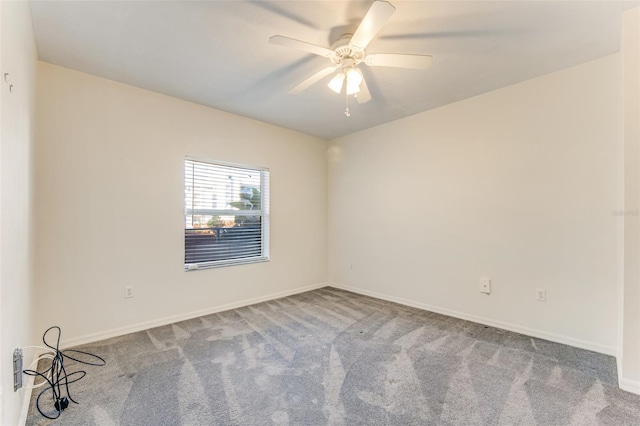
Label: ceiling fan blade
xmin=269 ymin=35 xmax=334 ymax=58
xmin=349 ymin=1 xmax=396 ymax=51
xmin=365 ymin=53 xmax=433 ymax=70
xmin=289 ymin=66 xmax=339 ymax=94
xmin=356 ymin=77 xmax=371 ymax=104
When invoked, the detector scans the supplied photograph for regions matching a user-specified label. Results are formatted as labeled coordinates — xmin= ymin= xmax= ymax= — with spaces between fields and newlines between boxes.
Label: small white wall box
xmin=480 ymin=278 xmax=491 ymax=294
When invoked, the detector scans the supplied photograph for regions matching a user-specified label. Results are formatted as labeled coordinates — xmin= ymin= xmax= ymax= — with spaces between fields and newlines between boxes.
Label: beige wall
xmin=35 ymin=63 xmax=328 ymax=346
xmin=328 ymin=54 xmax=621 ymax=355
xmin=24 ymin=8 xmax=640 ymax=416
xmin=0 ymin=1 xmax=38 ymax=424
xmin=621 ymin=6 xmax=640 ymax=394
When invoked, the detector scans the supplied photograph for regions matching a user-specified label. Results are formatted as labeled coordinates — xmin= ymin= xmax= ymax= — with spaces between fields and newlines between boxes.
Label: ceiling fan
xmin=269 ymin=0 xmax=433 ymax=110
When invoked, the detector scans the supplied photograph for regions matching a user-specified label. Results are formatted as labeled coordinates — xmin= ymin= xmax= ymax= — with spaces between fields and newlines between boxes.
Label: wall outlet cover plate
xmin=480 ymin=278 xmax=491 ymax=294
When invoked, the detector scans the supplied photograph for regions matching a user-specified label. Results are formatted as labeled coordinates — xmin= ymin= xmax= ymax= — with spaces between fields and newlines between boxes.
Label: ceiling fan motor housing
xmin=330 ymin=34 xmax=365 ymax=66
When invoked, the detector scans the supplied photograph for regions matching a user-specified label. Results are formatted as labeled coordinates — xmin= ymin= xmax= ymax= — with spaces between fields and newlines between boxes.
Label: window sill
xmin=184 ymin=256 xmax=269 ymax=271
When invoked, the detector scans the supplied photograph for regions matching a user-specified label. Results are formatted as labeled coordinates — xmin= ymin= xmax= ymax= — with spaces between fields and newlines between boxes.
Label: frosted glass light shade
xmin=346 ymin=68 xmax=362 ymax=95
xmin=328 ymin=72 xmax=345 ymax=93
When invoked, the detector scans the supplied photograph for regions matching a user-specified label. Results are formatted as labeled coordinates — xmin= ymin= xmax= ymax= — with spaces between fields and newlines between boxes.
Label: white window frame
xmin=184 ymin=157 xmax=270 ymax=270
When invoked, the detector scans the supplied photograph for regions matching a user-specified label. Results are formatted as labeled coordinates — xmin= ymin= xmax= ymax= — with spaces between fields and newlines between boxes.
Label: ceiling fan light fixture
xmin=346 ymin=68 xmax=363 ymax=95
xmin=328 ymin=72 xmax=345 ymax=93
xmin=270 ymin=0 xmax=433 ymax=109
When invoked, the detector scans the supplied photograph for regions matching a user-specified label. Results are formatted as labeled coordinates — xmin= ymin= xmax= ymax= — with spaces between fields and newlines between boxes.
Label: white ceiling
xmin=29 ymin=1 xmax=637 ymax=140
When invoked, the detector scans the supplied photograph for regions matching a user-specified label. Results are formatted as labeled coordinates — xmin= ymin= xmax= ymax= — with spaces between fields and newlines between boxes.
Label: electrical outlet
xmin=480 ymin=278 xmax=491 ymax=294
xmin=536 ymin=288 xmax=546 ymax=301
xmin=125 ymin=286 xmax=134 ymax=298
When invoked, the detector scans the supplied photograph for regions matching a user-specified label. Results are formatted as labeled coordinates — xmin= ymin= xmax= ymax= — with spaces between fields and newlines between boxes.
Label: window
xmin=184 ymin=158 xmax=269 ymax=270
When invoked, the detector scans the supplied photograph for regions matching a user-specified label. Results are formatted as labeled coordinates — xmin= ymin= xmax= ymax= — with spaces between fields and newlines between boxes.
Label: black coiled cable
xmin=23 ymin=326 xmax=106 ymax=419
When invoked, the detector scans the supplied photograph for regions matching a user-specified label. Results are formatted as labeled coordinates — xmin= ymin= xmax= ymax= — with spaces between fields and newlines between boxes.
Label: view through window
xmin=184 ymin=158 xmax=269 ymax=269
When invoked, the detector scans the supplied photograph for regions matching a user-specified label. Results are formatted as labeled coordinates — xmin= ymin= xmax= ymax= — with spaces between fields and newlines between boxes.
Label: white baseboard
xmin=620 ymin=377 xmax=640 ymax=395
xmin=328 ymin=282 xmax=616 ymax=356
xmin=61 ymin=282 xmax=328 ymax=348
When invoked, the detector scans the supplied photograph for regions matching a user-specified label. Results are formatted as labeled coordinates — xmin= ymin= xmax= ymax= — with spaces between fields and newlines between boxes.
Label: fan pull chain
xmin=344 ymin=91 xmax=351 ymax=118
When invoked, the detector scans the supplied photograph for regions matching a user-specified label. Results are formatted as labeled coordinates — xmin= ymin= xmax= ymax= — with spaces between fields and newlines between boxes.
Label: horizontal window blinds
xmin=184 ymin=159 xmax=269 ymax=269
